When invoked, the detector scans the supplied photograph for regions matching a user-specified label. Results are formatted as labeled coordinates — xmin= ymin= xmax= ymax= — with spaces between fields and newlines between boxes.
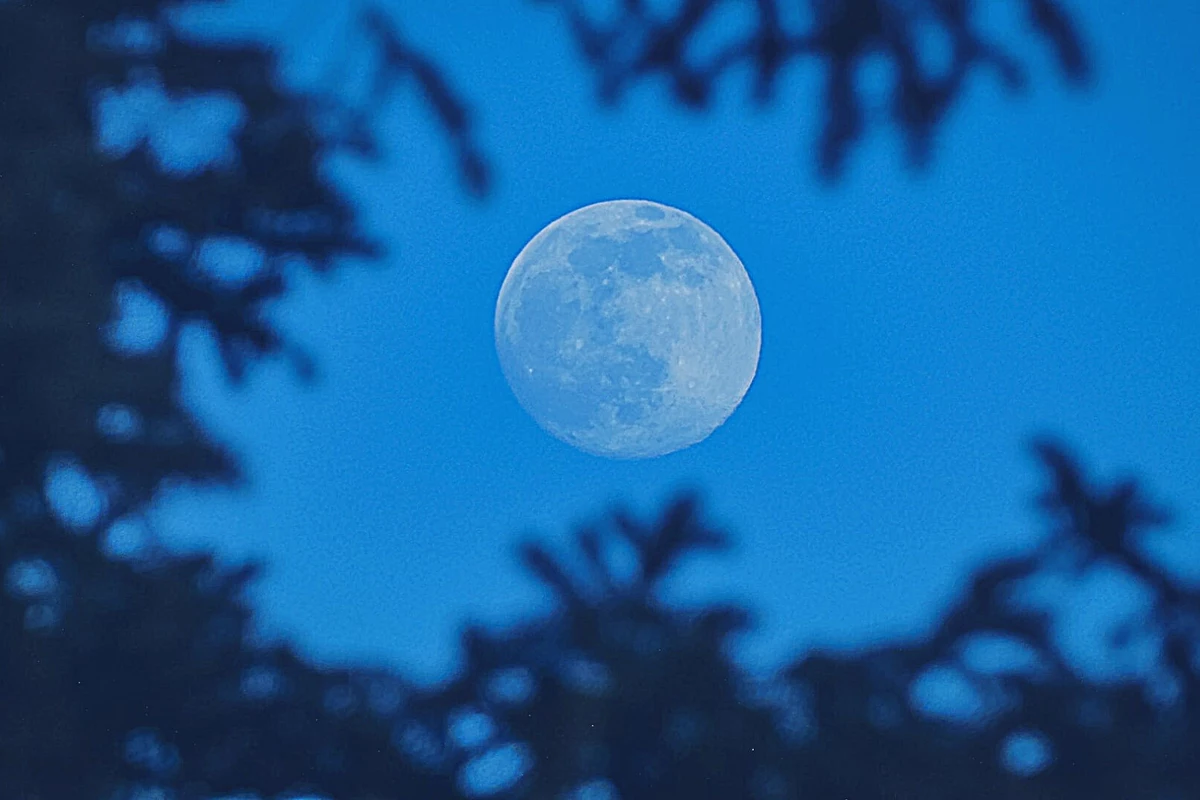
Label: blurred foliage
xmin=8 ymin=1 xmax=1193 ymax=799
xmin=0 ymin=0 xmax=486 ymax=531
xmin=536 ymin=0 xmax=1090 ymax=177
xmin=4 ymin=440 xmax=1198 ymax=798
xmin=424 ymin=443 xmax=1199 ymax=798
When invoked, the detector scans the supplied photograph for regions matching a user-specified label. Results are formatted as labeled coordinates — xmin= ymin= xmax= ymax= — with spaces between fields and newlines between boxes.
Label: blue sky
xmin=148 ymin=1 xmax=1198 ymax=685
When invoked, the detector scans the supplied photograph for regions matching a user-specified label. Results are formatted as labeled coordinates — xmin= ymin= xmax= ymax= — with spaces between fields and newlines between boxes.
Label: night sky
xmin=139 ymin=1 xmax=1198 ymax=685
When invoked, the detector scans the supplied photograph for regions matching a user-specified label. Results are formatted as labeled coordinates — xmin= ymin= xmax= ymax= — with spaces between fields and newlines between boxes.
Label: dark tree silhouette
xmin=0 ymin=0 xmax=486 ymax=535
xmin=1 ymin=3 xmax=484 ymax=791
xmin=2 ymin=520 xmax=463 ymax=798
xmin=4 ymin=440 xmax=1197 ymax=798
xmin=416 ymin=441 xmax=1197 ymax=798
xmin=536 ymin=0 xmax=1090 ymax=177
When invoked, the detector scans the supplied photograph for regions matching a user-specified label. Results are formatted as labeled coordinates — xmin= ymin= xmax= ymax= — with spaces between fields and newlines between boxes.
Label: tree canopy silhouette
xmin=0 ymin=0 xmax=487 ymax=537
xmin=4 ymin=439 xmax=1197 ymax=798
xmin=536 ymin=0 xmax=1090 ymax=177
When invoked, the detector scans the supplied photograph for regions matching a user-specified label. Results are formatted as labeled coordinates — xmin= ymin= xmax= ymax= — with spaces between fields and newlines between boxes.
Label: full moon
xmin=494 ymin=199 xmax=761 ymax=459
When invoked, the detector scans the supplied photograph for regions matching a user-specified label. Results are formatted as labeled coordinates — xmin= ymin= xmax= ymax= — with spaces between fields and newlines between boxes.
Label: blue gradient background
xmin=151 ymin=2 xmax=1198 ymax=684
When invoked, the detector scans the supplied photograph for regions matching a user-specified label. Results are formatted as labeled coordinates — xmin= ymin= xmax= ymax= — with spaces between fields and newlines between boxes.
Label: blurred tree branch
xmin=4 ymin=414 xmax=1198 ymax=797
xmin=534 ymin=0 xmax=1091 ymax=178
xmin=1 ymin=5 xmax=487 ymax=791
xmin=0 ymin=0 xmax=485 ymax=527
xmin=424 ymin=438 xmax=1197 ymax=798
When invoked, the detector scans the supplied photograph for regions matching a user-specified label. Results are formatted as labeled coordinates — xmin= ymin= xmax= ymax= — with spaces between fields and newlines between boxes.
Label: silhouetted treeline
xmin=543 ymin=0 xmax=1089 ymax=177
xmin=5 ymin=442 xmax=1197 ymax=798
xmin=1 ymin=0 xmax=487 ymax=533
xmin=8 ymin=2 xmax=1193 ymax=800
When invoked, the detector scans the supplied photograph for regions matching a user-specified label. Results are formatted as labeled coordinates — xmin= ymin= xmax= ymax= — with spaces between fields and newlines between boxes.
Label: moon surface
xmin=494 ymin=199 xmax=761 ymax=459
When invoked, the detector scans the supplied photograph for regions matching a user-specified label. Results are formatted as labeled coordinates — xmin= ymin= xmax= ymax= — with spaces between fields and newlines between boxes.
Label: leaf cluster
xmin=535 ymin=0 xmax=1089 ymax=177
xmin=4 ymin=440 xmax=1197 ymax=798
